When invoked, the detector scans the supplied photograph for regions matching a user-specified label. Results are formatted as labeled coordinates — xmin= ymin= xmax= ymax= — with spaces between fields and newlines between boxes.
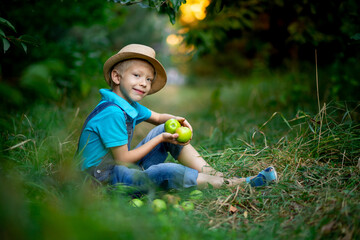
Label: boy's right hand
xmin=162 ymin=132 xmax=190 ymax=145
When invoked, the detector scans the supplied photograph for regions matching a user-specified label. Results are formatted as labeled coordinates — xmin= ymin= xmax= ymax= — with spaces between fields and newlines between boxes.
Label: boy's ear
xmin=111 ymin=69 xmax=121 ymax=85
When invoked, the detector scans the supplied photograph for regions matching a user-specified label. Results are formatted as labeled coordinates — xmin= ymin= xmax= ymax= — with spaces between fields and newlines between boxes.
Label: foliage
xmin=0 ymin=17 xmax=39 ymax=54
xmin=111 ymin=0 xmax=186 ymax=24
xmin=1 ymin=77 xmax=359 ymax=239
xmin=0 ymin=0 xmax=110 ymax=109
xmin=0 ymin=0 xmax=170 ymax=112
xmin=1 ymin=0 xmax=359 ymax=112
xmin=184 ymin=0 xmax=359 ymax=62
xmin=177 ymin=0 xmax=360 ymax=102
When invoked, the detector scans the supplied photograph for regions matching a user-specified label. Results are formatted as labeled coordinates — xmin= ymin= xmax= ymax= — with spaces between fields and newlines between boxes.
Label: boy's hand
xmin=162 ymin=132 xmax=190 ymax=146
xmin=175 ymin=117 xmax=193 ymax=132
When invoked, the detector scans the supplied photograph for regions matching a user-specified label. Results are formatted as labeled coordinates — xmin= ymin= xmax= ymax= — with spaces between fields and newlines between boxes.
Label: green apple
xmin=164 ymin=119 xmax=181 ymax=134
xmin=176 ymin=126 xmax=192 ymax=143
xmin=181 ymin=201 xmax=195 ymax=211
xmin=189 ymin=190 xmax=203 ymax=200
xmin=162 ymin=193 xmax=181 ymax=205
xmin=152 ymin=199 xmax=167 ymax=212
xmin=172 ymin=204 xmax=182 ymax=211
xmin=130 ymin=198 xmax=144 ymax=207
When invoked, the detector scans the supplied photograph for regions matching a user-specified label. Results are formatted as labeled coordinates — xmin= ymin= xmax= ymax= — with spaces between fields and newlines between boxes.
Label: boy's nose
xmin=139 ymin=78 xmax=148 ymax=87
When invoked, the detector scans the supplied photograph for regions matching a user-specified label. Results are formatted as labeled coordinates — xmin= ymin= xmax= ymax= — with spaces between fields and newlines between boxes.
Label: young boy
xmin=77 ymin=44 xmax=277 ymax=191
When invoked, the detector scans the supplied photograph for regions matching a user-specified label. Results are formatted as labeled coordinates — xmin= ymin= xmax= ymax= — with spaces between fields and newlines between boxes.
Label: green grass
xmin=1 ymin=74 xmax=359 ymax=239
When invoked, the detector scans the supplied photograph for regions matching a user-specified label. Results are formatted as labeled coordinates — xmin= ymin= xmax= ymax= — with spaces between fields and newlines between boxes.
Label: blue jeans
xmin=110 ymin=124 xmax=198 ymax=190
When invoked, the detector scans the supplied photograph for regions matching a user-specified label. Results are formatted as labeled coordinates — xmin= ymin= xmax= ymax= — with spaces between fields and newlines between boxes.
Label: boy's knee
xmin=145 ymin=163 xmax=198 ymax=189
xmin=150 ymin=124 xmax=165 ymax=136
xmin=111 ymin=165 xmax=147 ymax=186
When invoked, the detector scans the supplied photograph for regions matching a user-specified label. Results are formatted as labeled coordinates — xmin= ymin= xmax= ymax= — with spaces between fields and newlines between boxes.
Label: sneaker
xmin=246 ymin=166 xmax=278 ymax=187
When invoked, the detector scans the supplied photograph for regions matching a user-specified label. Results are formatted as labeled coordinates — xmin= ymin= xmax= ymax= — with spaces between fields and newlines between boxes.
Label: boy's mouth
xmin=133 ymin=88 xmax=146 ymax=95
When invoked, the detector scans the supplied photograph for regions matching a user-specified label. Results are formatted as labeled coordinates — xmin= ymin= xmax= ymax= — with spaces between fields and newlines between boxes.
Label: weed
xmin=1 ymin=77 xmax=359 ymax=239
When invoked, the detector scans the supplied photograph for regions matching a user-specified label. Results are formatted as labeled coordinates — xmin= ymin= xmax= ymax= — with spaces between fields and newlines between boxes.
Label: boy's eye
xmin=134 ymin=74 xmax=140 ymax=77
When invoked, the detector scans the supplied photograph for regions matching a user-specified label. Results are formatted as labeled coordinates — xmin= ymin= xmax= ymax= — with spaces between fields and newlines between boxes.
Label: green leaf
xmin=21 ymin=43 xmax=27 ymax=53
xmin=350 ymin=33 xmax=360 ymax=40
xmin=19 ymin=35 xmax=40 ymax=47
xmin=0 ymin=29 xmax=5 ymax=38
xmin=168 ymin=8 xmax=176 ymax=25
xmin=207 ymin=0 xmax=224 ymax=14
xmin=2 ymin=38 xmax=10 ymax=53
xmin=147 ymin=0 xmax=166 ymax=11
xmin=170 ymin=0 xmax=186 ymax=11
xmin=112 ymin=0 xmax=143 ymax=6
xmin=0 ymin=17 xmax=16 ymax=32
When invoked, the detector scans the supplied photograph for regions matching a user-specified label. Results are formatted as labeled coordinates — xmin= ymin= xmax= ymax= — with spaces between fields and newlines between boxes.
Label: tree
xmin=175 ymin=0 xmax=360 ymax=101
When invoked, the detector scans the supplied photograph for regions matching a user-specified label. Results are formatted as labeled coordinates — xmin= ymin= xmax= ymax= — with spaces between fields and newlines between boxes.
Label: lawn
xmin=1 ymin=74 xmax=359 ymax=240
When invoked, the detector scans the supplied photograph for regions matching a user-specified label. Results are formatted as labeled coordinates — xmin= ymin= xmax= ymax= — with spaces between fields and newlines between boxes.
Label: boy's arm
xmin=111 ymin=131 xmax=186 ymax=164
xmin=111 ymin=111 xmax=193 ymax=164
xmin=146 ymin=111 xmax=193 ymax=132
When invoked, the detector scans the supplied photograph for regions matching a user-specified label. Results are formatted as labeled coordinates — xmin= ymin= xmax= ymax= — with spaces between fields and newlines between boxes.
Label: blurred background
xmin=1 ymin=0 xmax=359 ymax=116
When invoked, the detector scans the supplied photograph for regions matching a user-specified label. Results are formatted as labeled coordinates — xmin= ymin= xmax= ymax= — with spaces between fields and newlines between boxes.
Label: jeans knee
xmin=145 ymin=163 xmax=197 ymax=189
xmin=111 ymin=165 xmax=147 ymax=186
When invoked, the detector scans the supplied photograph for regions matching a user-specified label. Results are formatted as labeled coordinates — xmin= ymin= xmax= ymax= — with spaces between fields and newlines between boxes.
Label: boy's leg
xmin=144 ymin=163 xmax=198 ymax=189
xmin=196 ymin=169 xmax=277 ymax=188
xmin=176 ymin=144 xmax=248 ymax=188
xmin=111 ymin=163 xmax=198 ymax=190
xmin=177 ymin=144 xmax=223 ymax=177
xmin=196 ymin=173 xmax=246 ymax=189
xmin=177 ymin=145 xmax=278 ymax=188
xmin=136 ymin=124 xmax=184 ymax=170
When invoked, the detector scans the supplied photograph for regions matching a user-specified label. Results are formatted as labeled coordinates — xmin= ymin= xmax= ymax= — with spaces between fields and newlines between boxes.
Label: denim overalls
xmin=78 ymin=101 xmax=198 ymax=190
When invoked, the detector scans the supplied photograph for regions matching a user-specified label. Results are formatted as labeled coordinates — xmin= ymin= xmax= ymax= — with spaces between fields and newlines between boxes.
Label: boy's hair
xmin=110 ymin=59 xmax=155 ymax=89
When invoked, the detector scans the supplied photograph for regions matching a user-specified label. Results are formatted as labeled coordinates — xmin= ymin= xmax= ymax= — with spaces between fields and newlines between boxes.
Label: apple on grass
xmin=181 ymin=201 xmax=195 ymax=211
xmin=130 ymin=198 xmax=144 ymax=207
xmin=189 ymin=190 xmax=203 ymax=200
xmin=164 ymin=119 xmax=181 ymax=134
xmin=152 ymin=199 xmax=167 ymax=212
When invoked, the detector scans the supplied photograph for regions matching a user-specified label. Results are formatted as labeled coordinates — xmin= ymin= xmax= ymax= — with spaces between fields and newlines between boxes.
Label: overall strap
xmin=77 ymin=101 xmax=133 ymax=152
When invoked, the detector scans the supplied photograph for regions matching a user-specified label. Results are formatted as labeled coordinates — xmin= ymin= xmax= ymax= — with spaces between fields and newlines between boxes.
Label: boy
xmin=77 ymin=44 xmax=277 ymax=191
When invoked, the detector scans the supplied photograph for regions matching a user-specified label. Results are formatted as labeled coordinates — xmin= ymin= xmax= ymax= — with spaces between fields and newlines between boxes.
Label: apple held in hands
xmin=164 ymin=118 xmax=192 ymax=143
xmin=164 ymin=119 xmax=181 ymax=134
xmin=176 ymin=126 xmax=192 ymax=143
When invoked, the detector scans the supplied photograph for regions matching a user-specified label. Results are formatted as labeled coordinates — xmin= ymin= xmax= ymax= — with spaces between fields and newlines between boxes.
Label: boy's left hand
xmin=175 ymin=117 xmax=193 ymax=132
xmin=162 ymin=132 xmax=191 ymax=146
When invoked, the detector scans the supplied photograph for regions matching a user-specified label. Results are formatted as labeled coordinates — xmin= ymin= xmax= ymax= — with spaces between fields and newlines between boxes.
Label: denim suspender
xmin=77 ymin=101 xmax=134 ymax=153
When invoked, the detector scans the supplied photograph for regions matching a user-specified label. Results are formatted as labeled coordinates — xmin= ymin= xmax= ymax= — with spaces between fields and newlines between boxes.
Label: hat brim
xmin=103 ymin=52 xmax=167 ymax=95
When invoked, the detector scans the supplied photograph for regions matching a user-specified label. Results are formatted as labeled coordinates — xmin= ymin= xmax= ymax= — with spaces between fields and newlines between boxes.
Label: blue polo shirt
xmin=78 ymin=89 xmax=152 ymax=170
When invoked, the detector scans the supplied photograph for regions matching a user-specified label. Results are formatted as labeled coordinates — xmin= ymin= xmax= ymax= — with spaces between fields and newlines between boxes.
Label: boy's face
xmin=112 ymin=59 xmax=155 ymax=103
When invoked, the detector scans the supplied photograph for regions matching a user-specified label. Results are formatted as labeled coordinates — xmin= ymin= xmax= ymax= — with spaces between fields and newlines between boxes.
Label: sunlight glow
xmin=180 ymin=0 xmax=210 ymax=24
xmin=166 ymin=34 xmax=184 ymax=46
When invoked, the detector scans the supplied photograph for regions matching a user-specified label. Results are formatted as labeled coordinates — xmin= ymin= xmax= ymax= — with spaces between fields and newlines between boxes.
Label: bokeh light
xmin=166 ymin=34 xmax=184 ymax=46
xmin=180 ymin=0 xmax=210 ymax=24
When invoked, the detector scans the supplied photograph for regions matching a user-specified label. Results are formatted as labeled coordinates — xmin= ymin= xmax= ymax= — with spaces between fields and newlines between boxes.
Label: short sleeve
xmin=134 ymin=103 xmax=152 ymax=125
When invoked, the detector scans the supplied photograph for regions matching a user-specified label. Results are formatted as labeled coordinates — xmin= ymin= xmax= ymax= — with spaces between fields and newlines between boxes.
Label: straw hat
xmin=103 ymin=44 xmax=167 ymax=94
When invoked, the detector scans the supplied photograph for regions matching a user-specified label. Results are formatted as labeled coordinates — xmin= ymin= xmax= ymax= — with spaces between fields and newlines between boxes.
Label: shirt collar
xmin=99 ymin=89 xmax=138 ymax=119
